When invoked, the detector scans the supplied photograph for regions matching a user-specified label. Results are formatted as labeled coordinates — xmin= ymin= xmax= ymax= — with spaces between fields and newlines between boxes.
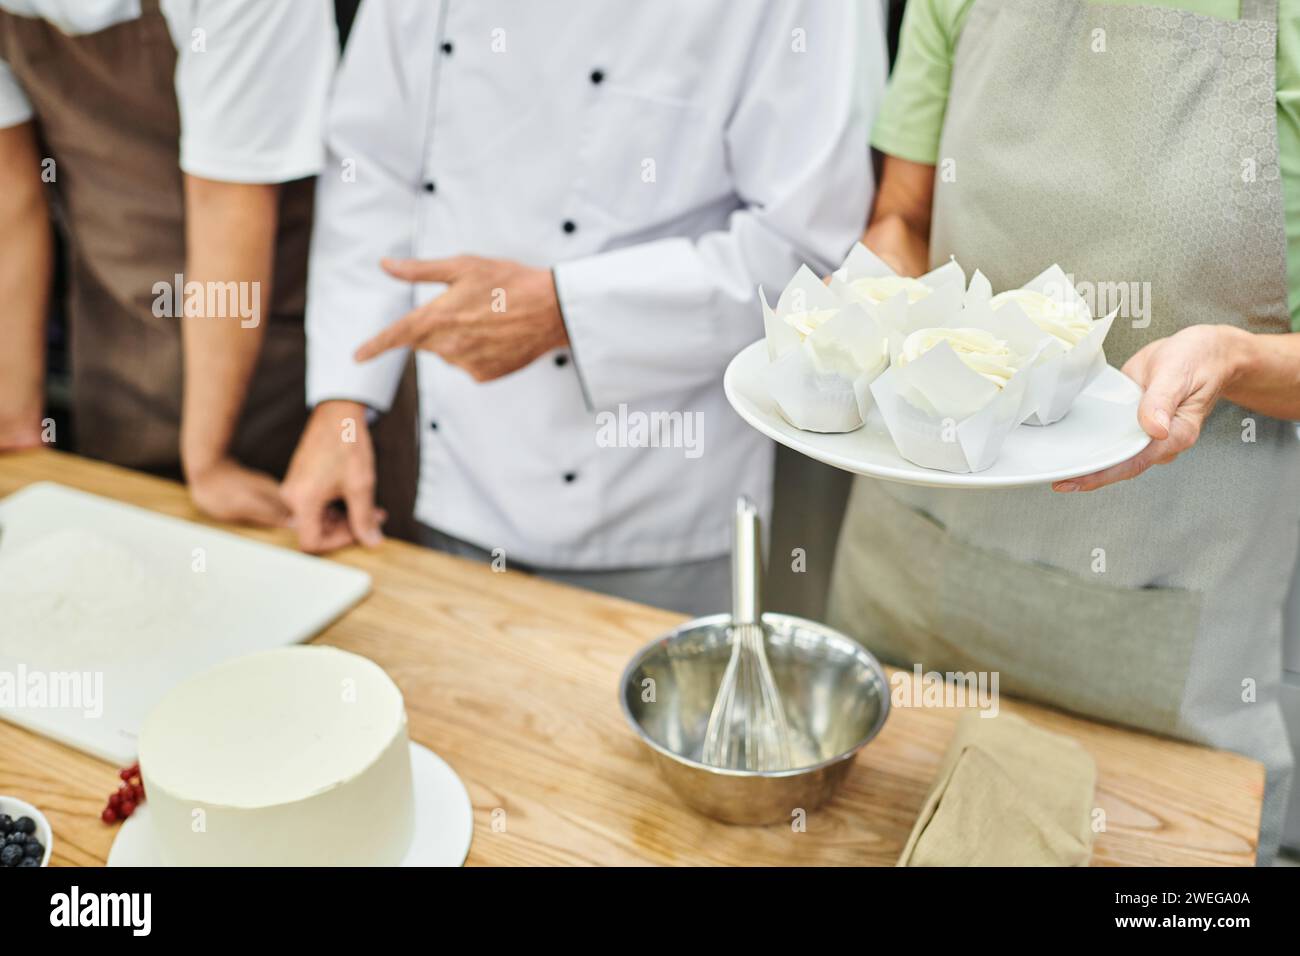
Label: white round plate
xmin=107 ymin=742 xmax=473 ymax=867
xmin=724 ymin=339 xmax=1151 ymax=488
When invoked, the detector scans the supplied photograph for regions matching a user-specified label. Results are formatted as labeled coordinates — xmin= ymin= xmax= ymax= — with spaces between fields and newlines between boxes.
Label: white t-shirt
xmin=0 ymin=0 xmax=336 ymax=183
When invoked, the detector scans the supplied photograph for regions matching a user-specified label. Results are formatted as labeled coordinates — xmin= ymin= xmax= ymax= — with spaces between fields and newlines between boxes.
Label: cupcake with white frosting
xmin=970 ymin=267 xmax=1117 ymax=425
xmin=989 ymin=289 xmax=1093 ymax=348
xmin=847 ymin=274 xmax=934 ymax=307
xmin=897 ymin=327 xmax=1018 ymax=389
xmin=829 ymin=243 xmax=966 ymax=355
xmin=760 ymin=265 xmax=889 ymax=433
xmin=865 ymin=300 xmax=1043 ymax=473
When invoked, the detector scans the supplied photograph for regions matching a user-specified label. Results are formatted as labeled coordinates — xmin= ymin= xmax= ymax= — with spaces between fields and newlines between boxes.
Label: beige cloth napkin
xmin=898 ymin=711 xmax=1097 ymax=866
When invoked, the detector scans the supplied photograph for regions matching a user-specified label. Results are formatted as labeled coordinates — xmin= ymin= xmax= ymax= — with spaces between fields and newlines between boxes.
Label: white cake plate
xmin=107 ymin=742 xmax=473 ymax=867
xmin=724 ymin=339 xmax=1152 ymax=489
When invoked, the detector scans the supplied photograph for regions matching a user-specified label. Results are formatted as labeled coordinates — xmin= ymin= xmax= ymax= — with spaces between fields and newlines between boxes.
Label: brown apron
xmin=0 ymin=0 xmax=311 ymax=477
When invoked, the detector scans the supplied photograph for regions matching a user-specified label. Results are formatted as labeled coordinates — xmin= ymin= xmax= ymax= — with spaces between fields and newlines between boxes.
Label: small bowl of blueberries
xmin=0 ymin=797 xmax=51 ymax=867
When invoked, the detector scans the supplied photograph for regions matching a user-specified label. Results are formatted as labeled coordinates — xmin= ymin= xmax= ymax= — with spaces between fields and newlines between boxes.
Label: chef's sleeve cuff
xmin=305 ymin=348 xmax=409 ymax=416
xmin=551 ymin=255 xmax=629 ymax=412
xmin=553 ymin=268 xmax=595 ymax=412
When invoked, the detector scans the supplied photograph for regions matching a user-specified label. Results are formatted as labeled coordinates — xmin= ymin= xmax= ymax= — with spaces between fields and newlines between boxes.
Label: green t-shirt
xmin=873 ymin=0 xmax=1300 ymax=331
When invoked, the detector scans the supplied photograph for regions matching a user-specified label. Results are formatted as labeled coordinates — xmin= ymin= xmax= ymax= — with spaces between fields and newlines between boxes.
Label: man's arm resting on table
xmin=0 ymin=121 xmax=51 ymax=450
xmin=180 ymin=174 xmax=290 ymax=525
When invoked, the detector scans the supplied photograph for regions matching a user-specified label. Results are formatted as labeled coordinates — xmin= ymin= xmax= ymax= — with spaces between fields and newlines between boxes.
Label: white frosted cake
xmin=138 ymin=645 xmax=415 ymax=866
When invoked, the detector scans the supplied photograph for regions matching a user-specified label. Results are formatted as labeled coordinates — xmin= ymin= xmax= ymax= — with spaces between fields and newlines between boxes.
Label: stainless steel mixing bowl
xmin=620 ymin=612 xmax=891 ymax=825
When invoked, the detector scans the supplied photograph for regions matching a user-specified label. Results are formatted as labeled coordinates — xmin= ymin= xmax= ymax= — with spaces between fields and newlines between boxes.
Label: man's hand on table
xmin=1054 ymin=324 xmax=1245 ymax=492
xmin=280 ymin=400 xmax=387 ymax=553
xmin=185 ymin=457 xmax=291 ymax=527
xmin=354 ymin=256 xmax=569 ymax=382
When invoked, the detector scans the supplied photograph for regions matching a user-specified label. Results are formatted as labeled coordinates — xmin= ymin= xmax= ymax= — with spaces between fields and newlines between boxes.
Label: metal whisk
xmin=700 ymin=497 xmax=794 ymax=771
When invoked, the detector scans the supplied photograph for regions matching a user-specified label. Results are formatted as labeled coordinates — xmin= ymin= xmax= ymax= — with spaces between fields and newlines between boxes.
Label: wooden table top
xmin=0 ymin=449 xmax=1265 ymax=866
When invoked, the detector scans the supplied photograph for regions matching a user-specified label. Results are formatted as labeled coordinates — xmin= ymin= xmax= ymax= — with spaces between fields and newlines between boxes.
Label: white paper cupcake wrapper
xmin=760 ymin=265 xmax=888 ymax=433
xmin=861 ymin=282 xmax=1047 ymax=473
xmin=964 ymin=267 xmax=1118 ymax=426
xmin=764 ymin=346 xmax=870 ymax=433
xmin=867 ymin=354 xmax=1033 ymax=474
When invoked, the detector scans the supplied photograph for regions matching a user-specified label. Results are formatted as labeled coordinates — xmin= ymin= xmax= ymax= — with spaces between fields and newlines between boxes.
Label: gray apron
xmin=829 ymin=0 xmax=1300 ymax=861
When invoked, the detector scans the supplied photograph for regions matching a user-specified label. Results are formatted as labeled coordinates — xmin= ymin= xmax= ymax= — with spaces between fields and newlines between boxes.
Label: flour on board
xmin=0 ymin=528 xmax=186 ymax=669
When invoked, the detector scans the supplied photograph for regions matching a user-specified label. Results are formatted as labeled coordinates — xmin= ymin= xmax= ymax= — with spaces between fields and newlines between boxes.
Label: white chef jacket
xmin=307 ymin=0 xmax=884 ymax=569
xmin=0 ymin=0 xmax=336 ymax=183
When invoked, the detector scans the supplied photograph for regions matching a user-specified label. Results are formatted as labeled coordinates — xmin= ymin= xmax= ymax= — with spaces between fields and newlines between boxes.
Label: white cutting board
xmin=0 ymin=481 xmax=371 ymax=765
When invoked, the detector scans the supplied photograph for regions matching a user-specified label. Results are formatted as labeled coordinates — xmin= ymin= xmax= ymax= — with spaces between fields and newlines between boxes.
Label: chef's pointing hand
xmin=354 ymin=256 xmax=569 ymax=382
xmin=1053 ymin=325 xmax=1237 ymax=493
